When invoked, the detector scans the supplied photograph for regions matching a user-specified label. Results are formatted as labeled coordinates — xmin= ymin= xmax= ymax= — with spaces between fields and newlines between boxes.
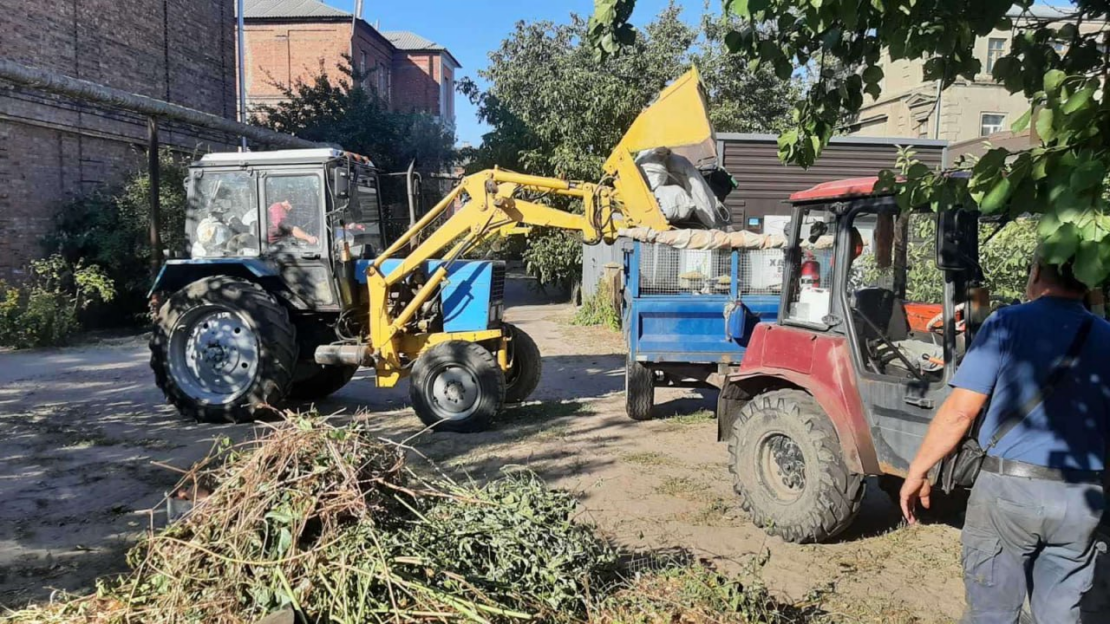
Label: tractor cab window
xmin=336 ymin=173 xmax=385 ymax=259
xmin=844 ymin=209 xmax=946 ymax=380
xmin=784 ymin=208 xmax=836 ymax=325
xmin=188 ymin=171 xmax=260 ymax=258
xmin=264 ymin=175 xmax=323 ymax=252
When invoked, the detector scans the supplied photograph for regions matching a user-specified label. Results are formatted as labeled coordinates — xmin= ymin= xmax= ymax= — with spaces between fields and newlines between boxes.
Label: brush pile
xmin=6 ymin=417 xmax=614 ymax=624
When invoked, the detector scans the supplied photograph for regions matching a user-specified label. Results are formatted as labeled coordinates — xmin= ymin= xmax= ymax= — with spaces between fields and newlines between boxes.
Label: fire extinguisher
xmin=800 ymin=251 xmax=821 ymax=289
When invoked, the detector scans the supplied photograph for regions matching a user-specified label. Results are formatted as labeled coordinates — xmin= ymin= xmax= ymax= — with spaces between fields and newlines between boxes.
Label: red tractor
xmin=719 ymin=177 xmax=989 ymax=543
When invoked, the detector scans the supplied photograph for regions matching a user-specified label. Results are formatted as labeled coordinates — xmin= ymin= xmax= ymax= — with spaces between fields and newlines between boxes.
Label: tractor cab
xmin=149 ymin=149 xmax=431 ymax=423
xmin=779 ymin=178 xmax=984 ymax=463
xmin=718 ymin=176 xmax=988 ymax=543
xmin=162 ymin=148 xmax=393 ymax=313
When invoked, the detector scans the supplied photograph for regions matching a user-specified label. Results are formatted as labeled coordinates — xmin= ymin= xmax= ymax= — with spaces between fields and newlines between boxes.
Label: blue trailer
xmin=622 ymin=241 xmax=781 ymax=420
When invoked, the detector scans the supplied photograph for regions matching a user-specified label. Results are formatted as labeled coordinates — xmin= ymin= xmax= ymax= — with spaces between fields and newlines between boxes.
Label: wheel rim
xmin=429 ymin=364 xmax=481 ymax=421
xmin=168 ymin=307 xmax=260 ymax=405
xmin=505 ymin=332 xmax=520 ymax=388
xmin=757 ymin=432 xmax=806 ymax=502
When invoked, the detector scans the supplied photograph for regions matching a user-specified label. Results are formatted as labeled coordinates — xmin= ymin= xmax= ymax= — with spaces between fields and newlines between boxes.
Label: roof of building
xmin=1006 ymin=4 xmax=1079 ymax=20
xmin=242 ymin=0 xmax=348 ymax=19
xmin=383 ymin=31 xmax=461 ymax=67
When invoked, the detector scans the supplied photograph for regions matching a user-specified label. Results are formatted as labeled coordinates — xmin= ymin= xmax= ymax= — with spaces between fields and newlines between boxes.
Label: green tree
xmin=591 ymin=0 xmax=1110 ymax=287
xmin=254 ymin=62 xmax=456 ymax=173
xmin=464 ymin=4 xmax=798 ymax=290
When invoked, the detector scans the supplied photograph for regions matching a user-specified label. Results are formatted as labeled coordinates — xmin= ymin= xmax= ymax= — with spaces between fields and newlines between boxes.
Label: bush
xmin=573 ymin=278 xmax=621 ymax=331
xmin=524 ymin=227 xmax=583 ymax=294
xmin=0 ymin=255 xmax=115 ymax=349
xmin=44 ymin=150 xmax=188 ymax=324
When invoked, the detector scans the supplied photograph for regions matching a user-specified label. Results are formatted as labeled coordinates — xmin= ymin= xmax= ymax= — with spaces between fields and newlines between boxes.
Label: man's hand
xmin=900 ymin=473 xmax=932 ymax=524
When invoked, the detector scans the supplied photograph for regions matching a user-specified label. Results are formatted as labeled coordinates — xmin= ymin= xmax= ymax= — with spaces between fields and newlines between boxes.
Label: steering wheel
xmin=927 ymin=303 xmax=966 ymax=335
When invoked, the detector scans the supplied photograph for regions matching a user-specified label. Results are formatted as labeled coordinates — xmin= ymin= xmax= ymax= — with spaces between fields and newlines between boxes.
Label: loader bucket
xmin=603 ymin=67 xmax=716 ymax=231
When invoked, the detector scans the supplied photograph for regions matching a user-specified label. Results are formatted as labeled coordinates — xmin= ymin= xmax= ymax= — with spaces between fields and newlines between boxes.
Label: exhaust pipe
xmin=314 ymin=345 xmax=374 ymax=367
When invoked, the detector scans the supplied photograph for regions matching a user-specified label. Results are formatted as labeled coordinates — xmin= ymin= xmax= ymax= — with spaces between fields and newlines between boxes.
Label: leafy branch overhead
xmin=591 ymin=0 xmax=1110 ymax=286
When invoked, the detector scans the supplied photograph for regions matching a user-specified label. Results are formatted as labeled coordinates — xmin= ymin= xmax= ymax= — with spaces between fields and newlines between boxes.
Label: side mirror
xmin=936 ymin=209 xmax=975 ymax=271
xmin=334 ymin=167 xmax=351 ymax=200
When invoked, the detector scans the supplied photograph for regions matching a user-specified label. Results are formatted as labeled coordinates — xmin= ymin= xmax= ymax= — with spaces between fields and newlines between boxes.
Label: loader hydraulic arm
xmin=365 ymin=168 xmax=628 ymax=380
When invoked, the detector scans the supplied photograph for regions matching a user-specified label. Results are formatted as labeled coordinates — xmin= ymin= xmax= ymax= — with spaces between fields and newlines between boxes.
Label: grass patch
xmin=660 ymin=409 xmax=716 ymax=428
xmin=685 ymin=497 xmax=734 ymax=526
xmin=594 ymin=561 xmax=825 ymax=623
xmin=621 ymin=452 xmax=683 ymax=468
xmin=654 ymin=476 xmax=712 ymax=501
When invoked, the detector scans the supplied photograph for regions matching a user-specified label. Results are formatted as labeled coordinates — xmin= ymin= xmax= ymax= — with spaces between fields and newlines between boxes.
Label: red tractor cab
xmin=717 ymin=176 xmax=985 ymax=543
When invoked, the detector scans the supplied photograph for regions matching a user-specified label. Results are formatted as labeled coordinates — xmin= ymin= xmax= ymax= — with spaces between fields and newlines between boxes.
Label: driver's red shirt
xmin=267 ymin=202 xmax=289 ymax=243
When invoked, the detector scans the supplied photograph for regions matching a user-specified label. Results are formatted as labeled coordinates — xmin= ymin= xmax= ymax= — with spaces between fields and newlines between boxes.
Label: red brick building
xmin=0 ymin=0 xmax=240 ymax=280
xmin=242 ymin=0 xmax=459 ymax=123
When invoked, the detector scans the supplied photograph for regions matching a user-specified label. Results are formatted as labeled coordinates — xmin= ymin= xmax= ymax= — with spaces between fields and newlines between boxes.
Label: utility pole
xmin=237 ymin=0 xmax=248 ymax=151
xmin=932 ymin=79 xmax=943 ymax=140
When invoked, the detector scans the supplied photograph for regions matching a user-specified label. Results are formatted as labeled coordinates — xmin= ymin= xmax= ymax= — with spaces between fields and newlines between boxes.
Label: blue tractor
xmin=148 ymin=149 xmax=450 ymax=422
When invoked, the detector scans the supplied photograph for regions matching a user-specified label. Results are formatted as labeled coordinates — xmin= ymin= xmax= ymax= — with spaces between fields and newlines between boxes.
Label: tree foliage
xmin=592 ymin=0 xmax=1110 ymax=286
xmin=466 ymin=4 xmax=798 ymax=289
xmin=0 ymin=255 xmax=115 ymax=348
xmin=254 ymin=62 xmax=456 ymax=173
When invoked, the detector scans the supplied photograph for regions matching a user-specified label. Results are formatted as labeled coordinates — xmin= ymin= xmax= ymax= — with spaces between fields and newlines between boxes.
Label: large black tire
xmin=410 ymin=341 xmax=505 ymax=433
xmin=150 ymin=276 xmax=298 ymax=424
xmin=503 ymin=323 xmax=542 ymax=404
xmin=625 ymin=352 xmax=654 ymax=421
xmin=728 ymin=389 xmax=864 ymax=543
xmin=288 ymin=363 xmax=359 ymax=400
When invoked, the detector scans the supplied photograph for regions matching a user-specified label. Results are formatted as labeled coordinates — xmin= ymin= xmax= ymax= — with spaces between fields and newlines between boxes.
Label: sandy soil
xmin=0 ymin=276 xmax=965 ymax=621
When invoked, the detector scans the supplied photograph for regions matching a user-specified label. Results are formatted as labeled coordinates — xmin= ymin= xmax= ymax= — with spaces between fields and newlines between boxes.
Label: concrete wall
xmin=0 ymin=0 xmax=238 ymax=280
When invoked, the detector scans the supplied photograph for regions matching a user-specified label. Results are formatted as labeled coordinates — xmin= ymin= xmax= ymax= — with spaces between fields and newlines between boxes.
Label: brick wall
xmin=0 ymin=0 xmax=238 ymax=280
xmin=243 ymin=20 xmax=350 ymax=111
xmin=392 ymin=51 xmax=441 ymax=116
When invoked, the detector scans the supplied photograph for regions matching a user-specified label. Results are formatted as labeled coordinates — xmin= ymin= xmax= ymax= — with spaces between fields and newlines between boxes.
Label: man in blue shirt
xmin=901 ymin=252 xmax=1110 ymax=623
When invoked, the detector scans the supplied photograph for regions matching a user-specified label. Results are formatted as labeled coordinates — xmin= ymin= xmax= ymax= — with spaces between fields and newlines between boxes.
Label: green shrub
xmin=523 ymin=227 xmax=583 ymax=294
xmin=0 ymin=255 xmax=115 ymax=349
xmin=44 ymin=150 xmax=188 ymax=324
xmin=572 ymin=278 xmax=621 ymax=331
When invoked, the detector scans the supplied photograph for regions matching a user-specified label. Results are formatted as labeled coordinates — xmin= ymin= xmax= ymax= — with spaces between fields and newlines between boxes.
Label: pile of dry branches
xmin=6 ymin=417 xmax=612 ymax=624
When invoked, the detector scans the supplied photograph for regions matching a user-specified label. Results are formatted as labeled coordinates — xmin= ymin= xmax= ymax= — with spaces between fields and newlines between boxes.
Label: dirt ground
xmin=0 ymin=276 xmax=965 ymax=621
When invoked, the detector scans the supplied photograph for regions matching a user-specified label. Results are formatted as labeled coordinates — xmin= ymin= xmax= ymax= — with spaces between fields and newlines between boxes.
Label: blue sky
xmin=324 ymin=0 xmax=710 ymax=146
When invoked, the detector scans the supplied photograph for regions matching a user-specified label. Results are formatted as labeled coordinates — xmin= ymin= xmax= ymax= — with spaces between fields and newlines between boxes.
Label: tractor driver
xmin=267 ymin=200 xmax=319 ymax=247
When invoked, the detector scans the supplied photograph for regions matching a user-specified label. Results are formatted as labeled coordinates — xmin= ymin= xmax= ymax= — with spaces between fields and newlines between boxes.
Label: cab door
xmin=830 ymin=202 xmax=954 ymax=475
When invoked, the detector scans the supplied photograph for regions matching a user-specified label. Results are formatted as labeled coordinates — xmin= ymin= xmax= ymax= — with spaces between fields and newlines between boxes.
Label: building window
xmin=980 ymin=113 xmax=1005 ymax=136
xmin=986 ymin=38 xmax=1006 ymax=73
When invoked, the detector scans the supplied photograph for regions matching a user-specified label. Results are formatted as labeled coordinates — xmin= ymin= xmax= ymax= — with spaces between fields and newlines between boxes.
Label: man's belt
xmin=981 ymin=455 xmax=1103 ymax=485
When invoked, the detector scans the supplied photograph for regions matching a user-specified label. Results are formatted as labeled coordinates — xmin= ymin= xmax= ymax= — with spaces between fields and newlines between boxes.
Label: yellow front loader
xmin=315 ymin=68 xmax=718 ymax=432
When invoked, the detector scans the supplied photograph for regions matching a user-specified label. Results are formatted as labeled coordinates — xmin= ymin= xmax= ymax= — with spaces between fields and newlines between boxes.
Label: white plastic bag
xmin=653 ymin=185 xmax=696 ymax=222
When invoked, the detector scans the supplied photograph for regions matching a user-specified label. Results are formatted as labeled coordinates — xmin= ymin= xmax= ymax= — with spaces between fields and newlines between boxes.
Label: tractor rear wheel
xmin=150 ymin=277 xmax=298 ymax=424
xmin=503 ymin=323 xmax=541 ymax=404
xmin=288 ymin=363 xmax=359 ymax=400
xmin=727 ymin=389 xmax=864 ymax=543
xmin=625 ymin=352 xmax=654 ymax=421
xmin=410 ymin=340 xmax=505 ymax=433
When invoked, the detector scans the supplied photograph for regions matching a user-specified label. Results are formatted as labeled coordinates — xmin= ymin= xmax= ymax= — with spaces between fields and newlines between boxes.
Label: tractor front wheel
xmin=410 ymin=341 xmax=505 ymax=433
xmin=503 ymin=323 xmax=541 ymax=404
xmin=727 ymin=389 xmax=864 ymax=543
xmin=150 ymin=277 xmax=298 ymax=424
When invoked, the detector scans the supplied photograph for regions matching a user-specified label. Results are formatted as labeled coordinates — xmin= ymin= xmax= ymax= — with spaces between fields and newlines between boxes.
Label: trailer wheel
xmin=728 ymin=389 xmax=863 ymax=543
xmin=625 ymin=352 xmax=654 ymax=421
xmin=150 ymin=277 xmax=297 ymax=424
xmin=288 ymin=363 xmax=359 ymax=400
xmin=503 ymin=324 xmax=542 ymax=404
xmin=410 ymin=341 xmax=505 ymax=433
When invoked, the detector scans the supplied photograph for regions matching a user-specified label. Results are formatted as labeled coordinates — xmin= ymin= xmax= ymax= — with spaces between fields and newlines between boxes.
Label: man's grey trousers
xmin=961 ymin=471 xmax=1108 ymax=623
